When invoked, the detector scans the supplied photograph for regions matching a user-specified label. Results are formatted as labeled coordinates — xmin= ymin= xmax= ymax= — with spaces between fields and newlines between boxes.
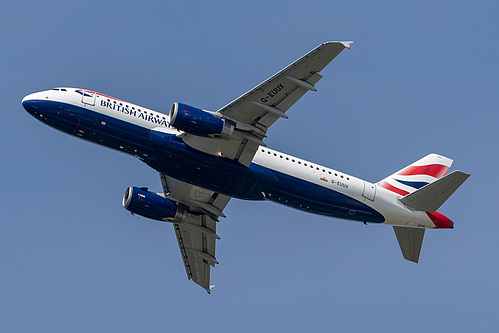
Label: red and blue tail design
xmin=377 ymin=154 xmax=453 ymax=196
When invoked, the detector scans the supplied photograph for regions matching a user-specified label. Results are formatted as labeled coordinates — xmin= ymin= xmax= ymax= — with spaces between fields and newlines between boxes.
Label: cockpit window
xmin=61 ymin=89 xmax=67 ymax=91
xmin=52 ymin=88 xmax=60 ymax=91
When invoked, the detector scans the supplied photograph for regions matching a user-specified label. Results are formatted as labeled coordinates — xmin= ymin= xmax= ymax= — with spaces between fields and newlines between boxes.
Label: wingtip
xmin=207 ymin=285 xmax=215 ymax=294
xmin=324 ymin=41 xmax=354 ymax=49
xmin=341 ymin=41 xmax=354 ymax=49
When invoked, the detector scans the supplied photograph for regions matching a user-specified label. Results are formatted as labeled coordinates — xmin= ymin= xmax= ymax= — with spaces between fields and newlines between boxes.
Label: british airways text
xmin=100 ymin=100 xmax=169 ymax=127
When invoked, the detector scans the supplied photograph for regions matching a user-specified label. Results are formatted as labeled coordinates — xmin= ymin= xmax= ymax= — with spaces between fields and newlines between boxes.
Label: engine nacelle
xmin=122 ymin=186 xmax=179 ymax=222
xmin=170 ymin=102 xmax=234 ymax=139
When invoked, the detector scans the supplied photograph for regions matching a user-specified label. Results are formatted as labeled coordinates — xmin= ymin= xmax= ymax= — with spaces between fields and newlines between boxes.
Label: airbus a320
xmin=22 ymin=42 xmax=469 ymax=293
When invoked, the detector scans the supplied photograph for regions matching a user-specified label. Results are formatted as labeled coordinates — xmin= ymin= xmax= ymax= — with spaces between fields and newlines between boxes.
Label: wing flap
xmin=174 ymin=214 xmax=218 ymax=293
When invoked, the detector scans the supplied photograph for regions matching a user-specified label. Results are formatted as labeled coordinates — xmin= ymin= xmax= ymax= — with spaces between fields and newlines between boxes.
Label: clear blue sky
xmin=2 ymin=1 xmax=498 ymax=332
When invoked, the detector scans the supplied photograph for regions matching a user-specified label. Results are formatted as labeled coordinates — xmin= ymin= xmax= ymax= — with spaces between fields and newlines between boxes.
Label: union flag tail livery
xmin=21 ymin=41 xmax=470 ymax=292
xmin=378 ymin=153 xmax=453 ymax=196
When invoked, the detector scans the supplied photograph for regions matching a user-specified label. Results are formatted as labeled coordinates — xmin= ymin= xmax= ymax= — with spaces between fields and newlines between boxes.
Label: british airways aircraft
xmin=22 ymin=42 xmax=469 ymax=293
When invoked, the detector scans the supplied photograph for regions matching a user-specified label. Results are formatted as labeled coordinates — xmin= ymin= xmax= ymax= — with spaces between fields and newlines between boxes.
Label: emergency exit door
xmin=362 ymin=181 xmax=376 ymax=201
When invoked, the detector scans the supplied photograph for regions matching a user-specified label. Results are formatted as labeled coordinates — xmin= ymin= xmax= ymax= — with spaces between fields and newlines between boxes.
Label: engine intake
xmin=170 ymin=102 xmax=233 ymax=139
xmin=122 ymin=186 xmax=179 ymax=222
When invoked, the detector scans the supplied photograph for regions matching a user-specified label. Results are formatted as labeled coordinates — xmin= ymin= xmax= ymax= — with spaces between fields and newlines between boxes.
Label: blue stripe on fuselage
xmin=23 ymin=99 xmax=384 ymax=223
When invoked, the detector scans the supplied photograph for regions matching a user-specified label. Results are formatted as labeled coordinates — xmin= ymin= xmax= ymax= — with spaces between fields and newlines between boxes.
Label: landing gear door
xmin=362 ymin=181 xmax=376 ymax=201
xmin=81 ymin=90 xmax=96 ymax=106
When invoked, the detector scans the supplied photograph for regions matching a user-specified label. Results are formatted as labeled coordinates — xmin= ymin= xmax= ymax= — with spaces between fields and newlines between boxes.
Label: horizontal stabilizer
xmin=399 ymin=171 xmax=470 ymax=213
xmin=393 ymin=226 xmax=425 ymax=263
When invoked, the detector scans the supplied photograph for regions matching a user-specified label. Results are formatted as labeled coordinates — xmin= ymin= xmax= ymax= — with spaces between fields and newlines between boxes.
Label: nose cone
xmin=21 ymin=93 xmax=40 ymax=116
xmin=426 ymin=211 xmax=454 ymax=229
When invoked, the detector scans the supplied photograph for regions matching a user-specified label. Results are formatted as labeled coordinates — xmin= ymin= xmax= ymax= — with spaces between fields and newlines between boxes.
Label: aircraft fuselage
xmin=22 ymin=87 xmax=449 ymax=228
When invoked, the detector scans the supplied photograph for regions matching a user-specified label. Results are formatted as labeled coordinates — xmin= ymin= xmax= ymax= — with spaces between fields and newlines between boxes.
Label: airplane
xmin=21 ymin=41 xmax=469 ymax=293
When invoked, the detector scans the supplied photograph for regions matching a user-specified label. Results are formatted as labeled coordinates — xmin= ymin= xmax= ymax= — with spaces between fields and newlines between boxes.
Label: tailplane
xmin=393 ymin=226 xmax=425 ymax=263
xmin=399 ymin=170 xmax=470 ymax=213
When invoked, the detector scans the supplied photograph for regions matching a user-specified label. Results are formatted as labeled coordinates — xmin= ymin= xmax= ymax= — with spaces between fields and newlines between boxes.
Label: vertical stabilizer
xmin=378 ymin=154 xmax=453 ymax=196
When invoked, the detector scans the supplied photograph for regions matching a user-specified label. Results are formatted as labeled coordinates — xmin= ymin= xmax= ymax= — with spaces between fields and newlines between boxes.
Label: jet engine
xmin=170 ymin=102 xmax=234 ymax=139
xmin=122 ymin=186 xmax=180 ymax=222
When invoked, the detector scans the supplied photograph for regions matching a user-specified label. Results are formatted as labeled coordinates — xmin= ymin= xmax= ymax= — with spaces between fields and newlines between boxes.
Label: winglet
xmin=340 ymin=41 xmax=354 ymax=49
xmin=207 ymin=285 xmax=215 ymax=294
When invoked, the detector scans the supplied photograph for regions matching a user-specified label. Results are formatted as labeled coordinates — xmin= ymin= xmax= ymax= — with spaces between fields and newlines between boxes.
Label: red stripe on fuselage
xmin=378 ymin=181 xmax=409 ymax=196
xmin=396 ymin=164 xmax=449 ymax=178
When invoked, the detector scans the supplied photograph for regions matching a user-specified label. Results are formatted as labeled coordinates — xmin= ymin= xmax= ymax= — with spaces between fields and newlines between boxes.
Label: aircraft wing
xmin=160 ymin=173 xmax=231 ymax=293
xmin=180 ymin=41 xmax=352 ymax=166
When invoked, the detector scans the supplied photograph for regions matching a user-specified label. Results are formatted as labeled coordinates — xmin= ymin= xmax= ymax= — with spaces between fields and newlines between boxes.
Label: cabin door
xmin=362 ymin=181 xmax=376 ymax=201
xmin=81 ymin=90 xmax=96 ymax=106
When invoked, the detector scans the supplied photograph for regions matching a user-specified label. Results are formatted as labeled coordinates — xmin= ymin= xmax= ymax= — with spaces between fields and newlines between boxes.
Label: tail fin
xmin=377 ymin=153 xmax=453 ymax=196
